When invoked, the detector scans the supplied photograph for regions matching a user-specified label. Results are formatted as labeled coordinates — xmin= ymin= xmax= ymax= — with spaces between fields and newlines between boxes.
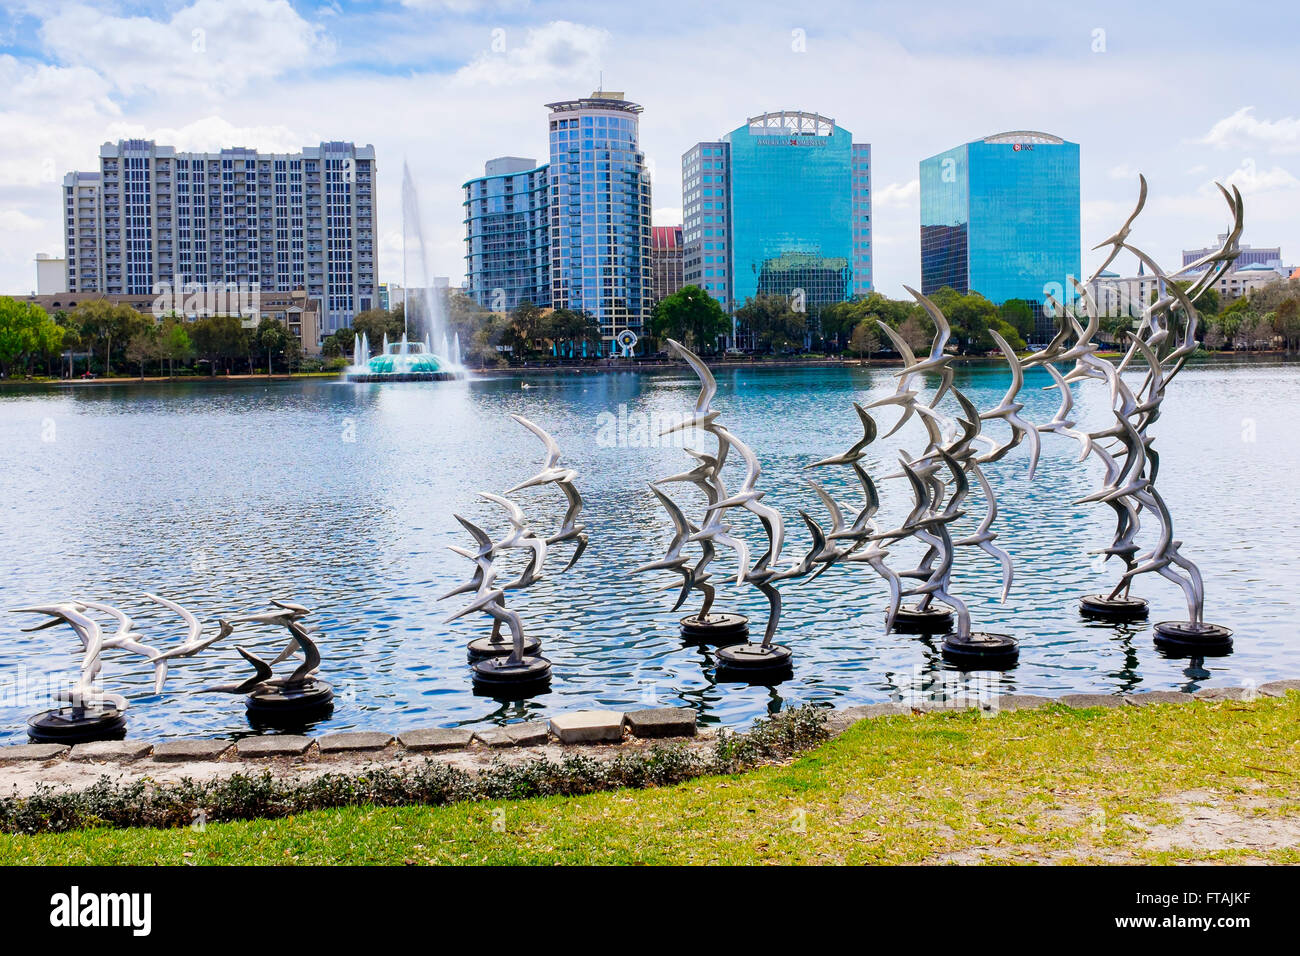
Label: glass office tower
xmin=463 ymin=157 xmax=551 ymax=312
xmin=546 ymin=91 xmax=653 ymax=353
xmin=920 ymin=130 xmax=1080 ymax=340
xmin=683 ymin=111 xmax=871 ymax=343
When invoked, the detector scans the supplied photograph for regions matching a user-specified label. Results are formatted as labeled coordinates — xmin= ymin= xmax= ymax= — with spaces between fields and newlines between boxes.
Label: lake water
xmin=1 ymin=359 xmax=1297 ymax=742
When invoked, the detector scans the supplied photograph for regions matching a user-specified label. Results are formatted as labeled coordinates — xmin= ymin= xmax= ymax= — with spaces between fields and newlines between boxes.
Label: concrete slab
xmin=507 ymin=721 xmax=551 ymax=746
xmin=1194 ymin=686 xmax=1253 ymax=701
xmin=1124 ymin=691 xmax=1195 ymax=707
xmin=990 ymin=694 xmax=1053 ymax=712
xmin=623 ymin=707 xmax=698 ymax=738
xmin=234 ymin=735 xmax=313 ymax=758
xmin=153 ymin=739 xmax=230 ymax=761
xmin=398 ymin=727 xmax=474 ymax=752
xmin=69 ymin=740 xmax=153 ymax=762
xmin=1059 ymin=694 xmax=1127 ymax=709
xmin=318 ymin=732 xmax=393 ymax=754
xmin=549 ymin=709 xmax=625 ymax=744
xmin=0 ymin=743 xmax=70 ymax=762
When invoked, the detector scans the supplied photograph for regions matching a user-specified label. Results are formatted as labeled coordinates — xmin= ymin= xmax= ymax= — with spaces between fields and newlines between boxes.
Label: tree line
xmin=0 ymin=296 xmax=303 ymax=379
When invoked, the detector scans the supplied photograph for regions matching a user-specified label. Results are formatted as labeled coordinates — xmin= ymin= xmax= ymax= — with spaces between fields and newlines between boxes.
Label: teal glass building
xmin=682 ymin=111 xmax=872 ymax=344
xmin=462 ymin=157 xmax=551 ymax=312
xmin=920 ymin=131 xmax=1080 ymax=340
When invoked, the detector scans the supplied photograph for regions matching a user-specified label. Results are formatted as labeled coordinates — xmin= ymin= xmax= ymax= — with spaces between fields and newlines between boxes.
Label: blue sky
xmin=2 ymin=0 xmax=1299 ymax=296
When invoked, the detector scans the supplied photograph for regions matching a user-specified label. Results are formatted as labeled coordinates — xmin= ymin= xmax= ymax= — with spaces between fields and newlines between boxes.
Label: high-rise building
xmin=546 ymin=91 xmax=652 ymax=351
xmin=650 ymin=225 xmax=684 ymax=305
xmin=920 ymin=130 xmax=1080 ymax=340
xmin=682 ymin=111 xmax=872 ymax=339
xmin=62 ymin=171 xmax=102 ymax=293
xmin=462 ymin=156 xmax=551 ymax=312
xmin=63 ymin=139 xmax=378 ymax=337
xmin=1183 ymin=235 xmax=1282 ymax=271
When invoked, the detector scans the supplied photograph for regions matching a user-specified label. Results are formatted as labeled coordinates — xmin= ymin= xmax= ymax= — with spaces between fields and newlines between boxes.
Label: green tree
xmin=255 ymin=317 xmax=293 ymax=373
xmin=159 ymin=319 xmax=195 ymax=377
xmin=651 ymin=285 xmax=730 ymax=353
xmin=0 ymin=297 xmax=65 ymax=377
xmin=190 ymin=314 xmax=250 ymax=374
xmin=848 ymin=320 xmax=881 ymax=358
xmin=68 ymin=300 xmax=146 ymax=376
xmin=999 ymin=299 xmax=1035 ymax=342
xmin=735 ymin=295 xmax=806 ymax=353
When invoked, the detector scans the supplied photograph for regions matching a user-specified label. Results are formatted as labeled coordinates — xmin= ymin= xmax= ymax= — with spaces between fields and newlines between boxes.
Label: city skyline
xmin=2 ymin=1 xmax=1299 ymax=300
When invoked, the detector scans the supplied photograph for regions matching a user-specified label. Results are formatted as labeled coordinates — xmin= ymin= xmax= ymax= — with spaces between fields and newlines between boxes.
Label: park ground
xmin=1 ymin=694 xmax=1297 ymax=865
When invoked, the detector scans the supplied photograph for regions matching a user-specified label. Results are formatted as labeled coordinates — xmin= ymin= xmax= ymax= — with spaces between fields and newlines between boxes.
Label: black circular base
xmin=1153 ymin=621 xmax=1234 ymax=657
xmin=1080 ymin=594 xmax=1149 ymax=622
xmin=467 ymin=634 xmax=542 ymax=661
xmin=892 ymin=604 xmax=954 ymax=634
xmin=714 ymin=643 xmax=794 ymax=683
xmin=941 ymin=632 xmax=1020 ymax=669
xmin=27 ymin=707 xmax=127 ymax=744
xmin=680 ymin=612 xmax=750 ymax=645
xmin=472 ymin=656 xmax=553 ymax=699
xmin=246 ymin=680 xmax=335 ymax=726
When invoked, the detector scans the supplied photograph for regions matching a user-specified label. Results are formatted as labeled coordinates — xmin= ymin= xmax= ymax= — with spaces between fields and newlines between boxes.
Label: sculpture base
xmin=714 ymin=643 xmax=793 ymax=683
xmin=680 ymin=612 xmax=750 ymax=645
xmin=1153 ymin=621 xmax=1233 ymax=657
xmin=892 ymin=604 xmax=954 ymax=634
xmin=27 ymin=706 xmax=127 ymax=744
xmin=1080 ymin=594 xmax=1149 ymax=622
xmin=467 ymin=634 xmax=542 ymax=662
xmin=472 ymin=655 xmax=553 ymax=699
xmin=246 ymin=680 xmax=335 ymax=727
xmin=941 ymin=632 xmax=1019 ymax=669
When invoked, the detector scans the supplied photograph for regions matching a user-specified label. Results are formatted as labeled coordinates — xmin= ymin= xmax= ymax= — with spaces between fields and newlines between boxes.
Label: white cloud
xmin=1108 ymin=163 xmax=1140 ymax=180
xmin=1220 ymin=158 xmax=1299 ymax=193
xmin=874 ymin=179 xmax=918 ymax=207
xmin=38 ymin=0 xmax=334 ymax=97
xmin=653 ymin=206 xmax=682 ymax=226
xmin=101 ymin=116 xmax=315 ymax=154
xmin=1199 ymin=106 xmax=1300 ymax=154
xmin=452 ymin=20 xmax=608 ymax=88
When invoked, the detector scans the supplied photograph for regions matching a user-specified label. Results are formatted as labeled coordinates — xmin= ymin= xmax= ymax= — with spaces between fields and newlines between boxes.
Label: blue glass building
xmin=462 ymin=157 xmax=551 ymax=312
xmin=683 ymin=111 xmax=871 ymax=344
xmin=546 ymin=91 xmax=652 ymax=352
xmin=920 ymin=130 xmax=1080 ymax=340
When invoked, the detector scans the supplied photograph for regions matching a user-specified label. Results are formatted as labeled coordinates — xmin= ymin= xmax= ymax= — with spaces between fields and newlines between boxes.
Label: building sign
xmin=1012 ymin=143 xmax=1034 ymax=151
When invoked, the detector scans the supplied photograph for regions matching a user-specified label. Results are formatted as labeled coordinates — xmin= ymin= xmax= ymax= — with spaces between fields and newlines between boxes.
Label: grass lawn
xmin=3 ymin=696 xmax=1298 ymax=865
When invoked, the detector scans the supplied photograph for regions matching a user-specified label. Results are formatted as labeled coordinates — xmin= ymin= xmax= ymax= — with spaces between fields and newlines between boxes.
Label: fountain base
xmin=246 ymin=679 xmax=335 ymax=727
xmin=468 ymin=634 xmax=542 ymax=661
xmin=472 ymin=655 xmax=552 ymax=699
xmin=893 ymin=604 xmax=955 ymax=634
xmin=715 ymin=643 xmax=793 ymax=683
xmin=941 ymin=632 xmax=1019 ymax=669
xmin=345 ymin=371 xmax=462 ymax=383
xmin=1153 ymin=621 xmax=1234 ymax=657
xmin=27 ymin=706 xmax=127 ymax=744
xmin=680 ymin=612 xmax=750 ymax=645
xmin=1080 ymin=594 xmax=1149 ymax=622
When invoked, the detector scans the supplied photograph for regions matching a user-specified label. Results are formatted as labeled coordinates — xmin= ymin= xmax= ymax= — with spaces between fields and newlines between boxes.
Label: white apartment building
xmin=63 ymin=139 xmax=378 ymax=337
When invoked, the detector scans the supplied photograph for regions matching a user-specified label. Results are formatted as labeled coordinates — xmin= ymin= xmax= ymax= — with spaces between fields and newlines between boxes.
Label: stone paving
xmin=1 ymin=686 xmax=1294 ymax=800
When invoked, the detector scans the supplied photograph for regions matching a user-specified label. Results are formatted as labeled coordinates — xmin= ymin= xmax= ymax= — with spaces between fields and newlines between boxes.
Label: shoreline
xmin=2 ymin=349 xmax=1295 ymax=390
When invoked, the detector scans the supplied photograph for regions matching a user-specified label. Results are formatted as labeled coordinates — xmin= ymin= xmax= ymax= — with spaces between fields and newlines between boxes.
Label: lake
xmin=1 ymin=358 xmax=1296 ymax=741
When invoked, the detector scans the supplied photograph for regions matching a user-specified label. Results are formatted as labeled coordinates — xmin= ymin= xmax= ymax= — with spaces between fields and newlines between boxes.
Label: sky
xmin=2 ymin=0 xmax=1299 ymax=298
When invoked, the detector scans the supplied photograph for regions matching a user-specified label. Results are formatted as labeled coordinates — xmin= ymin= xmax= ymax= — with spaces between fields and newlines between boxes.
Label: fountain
xmin=343 ymin=160 xmax=465 ymax=382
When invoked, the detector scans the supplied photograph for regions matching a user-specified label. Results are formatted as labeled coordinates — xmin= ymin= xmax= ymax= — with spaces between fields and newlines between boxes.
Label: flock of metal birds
xmin=10 ymin=595 xmax=324 ymax=717
xmin=639 ymin=174 xmax=1243 ymax=659
xmin=440 ymin=413 xmax=588 ymax=667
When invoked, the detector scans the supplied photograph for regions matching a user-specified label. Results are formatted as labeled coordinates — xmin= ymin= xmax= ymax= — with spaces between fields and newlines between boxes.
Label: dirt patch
xmin=1143 ymin=791 xmax=1300 ymax=853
